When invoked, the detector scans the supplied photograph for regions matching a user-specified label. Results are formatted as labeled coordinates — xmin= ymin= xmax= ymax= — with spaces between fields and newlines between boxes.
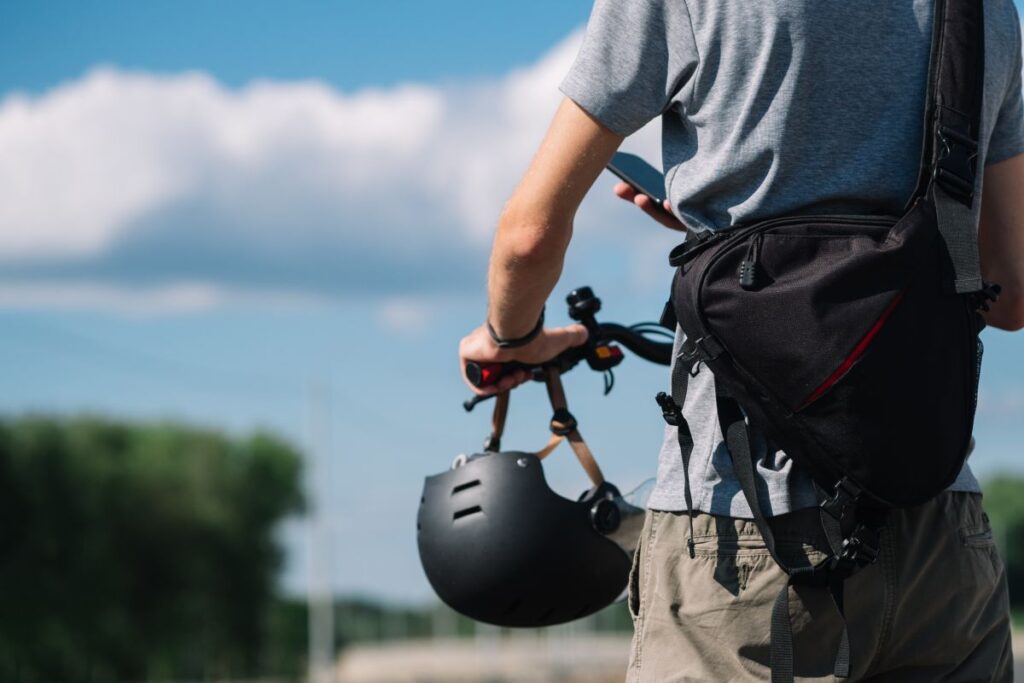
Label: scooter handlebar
xmin=464 ymin=322 xmax=672 ymax=389
xmin=465 ymin=360 xmax=531 ymax=388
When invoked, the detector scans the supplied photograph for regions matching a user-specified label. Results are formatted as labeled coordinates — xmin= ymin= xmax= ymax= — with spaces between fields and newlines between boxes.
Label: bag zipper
xmin=674 ymin=214 xmax=897 ymax=269
xmin=739 ymin=232 xmax=766 ymax=290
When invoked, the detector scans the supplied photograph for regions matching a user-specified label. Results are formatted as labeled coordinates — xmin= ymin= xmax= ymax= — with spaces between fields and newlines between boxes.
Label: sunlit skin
xmin=459 ymin=97 xmax=622 ymax=396
xmin=978 ymin=153 xmax=1024 ymax=332
xmin=460 ymin=98 xmax=1024 ymax=396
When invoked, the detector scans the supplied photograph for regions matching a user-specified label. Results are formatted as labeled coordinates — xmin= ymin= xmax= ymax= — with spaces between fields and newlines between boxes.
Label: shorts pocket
xmin=960 ymin=521 xmax=994 ymax=548
xmin=627 ymin=530 xmax=643 ymax=620
xmin=628 ymin=511 xmax=660 ymax=621
xmin=959 ymin=509 xmax=1000 ymax=584
xmin=690 ymin=533 xmax=828 ymax=566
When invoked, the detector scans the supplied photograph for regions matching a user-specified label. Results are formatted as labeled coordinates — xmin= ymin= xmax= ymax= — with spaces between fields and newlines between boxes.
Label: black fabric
xmin=717 ymin=382 xmax=854 ymax=682
xmin=662 ymin=0 xmax=987 ymax=679
xmin=929 ymin=0 xmax=986 ymax=293
xmin=667 ymin=347 xmax=698 ymax=557
xmin=771 ymin=587 xmax=795 ymax=683
xmin=714 ymin=389 xmax=799 ymax=681
xmin=668 ymin=0 xmax=988 ymax=503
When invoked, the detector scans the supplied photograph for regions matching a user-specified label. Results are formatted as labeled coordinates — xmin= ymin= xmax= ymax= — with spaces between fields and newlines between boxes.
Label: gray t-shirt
xmin=560 ymin=0 xmax=1024 ymax=517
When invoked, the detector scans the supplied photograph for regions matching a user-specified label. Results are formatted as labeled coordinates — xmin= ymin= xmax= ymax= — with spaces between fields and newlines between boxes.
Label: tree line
xmin=0 ymin=415 xmax=1020 ymax=681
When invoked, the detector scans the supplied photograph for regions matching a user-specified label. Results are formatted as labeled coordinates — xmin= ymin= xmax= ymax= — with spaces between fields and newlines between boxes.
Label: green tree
xmin=981 ymin=475 xmax=1024 ymax=609
xmin=0 ymin=416 xmax=305 ymax=682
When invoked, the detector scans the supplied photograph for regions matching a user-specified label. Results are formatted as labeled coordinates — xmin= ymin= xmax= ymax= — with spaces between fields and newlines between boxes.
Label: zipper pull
xmin=738 ymin=233 xmax=765 ymax=290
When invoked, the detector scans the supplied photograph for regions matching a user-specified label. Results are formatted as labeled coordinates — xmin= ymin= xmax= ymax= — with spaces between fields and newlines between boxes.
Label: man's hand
xmin=459 ymin=323 xmax=589 ymax=396
xmin=613 ymin=181 xmax=688 ymax=232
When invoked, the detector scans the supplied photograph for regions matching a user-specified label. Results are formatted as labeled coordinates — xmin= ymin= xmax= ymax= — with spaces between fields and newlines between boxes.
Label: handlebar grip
xmin=466 ymin=361 xmax=529 ymax=388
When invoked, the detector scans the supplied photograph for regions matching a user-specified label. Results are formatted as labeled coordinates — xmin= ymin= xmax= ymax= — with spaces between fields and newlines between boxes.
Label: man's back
xmin=562 ymin=0 xmax=1022 ymax=231
xmin=560 ymin=0 xmax=1024 ymax=517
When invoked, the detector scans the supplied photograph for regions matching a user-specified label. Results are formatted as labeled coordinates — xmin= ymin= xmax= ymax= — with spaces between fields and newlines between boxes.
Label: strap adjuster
xmin=820 ymin=477 xmax=863 ymax=522
xmin=655 ymin=391 xmax=681 ymax=427
xmin=659 ymin=300 xmax=678 ymax=330
xmin=549 ymin=408 xmax=578 ymax=436
xmin=832 ymin=524 xmax=881 ymax=575
xmin=932 ymin=108 xmax=978 ymax=206
xmin=678 ymin=335 xmax=724 ymax=365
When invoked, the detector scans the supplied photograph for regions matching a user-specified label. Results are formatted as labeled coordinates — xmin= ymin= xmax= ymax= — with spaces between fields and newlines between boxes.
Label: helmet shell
xmin=417 ymin=451 xmax=630 ymax=627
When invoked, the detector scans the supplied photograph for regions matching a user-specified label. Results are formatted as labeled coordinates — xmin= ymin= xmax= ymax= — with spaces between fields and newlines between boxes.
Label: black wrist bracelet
xmin=487 ymin=307 xmax=545 ymax=348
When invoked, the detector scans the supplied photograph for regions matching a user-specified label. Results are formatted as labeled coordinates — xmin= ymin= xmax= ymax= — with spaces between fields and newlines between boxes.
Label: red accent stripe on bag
xmin=799 ymin=290 xmax=906 ymax=410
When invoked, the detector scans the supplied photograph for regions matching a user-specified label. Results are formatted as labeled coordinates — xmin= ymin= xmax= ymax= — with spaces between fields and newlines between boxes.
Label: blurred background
xmin=1 ymin=2 xmax=1022 ymax=681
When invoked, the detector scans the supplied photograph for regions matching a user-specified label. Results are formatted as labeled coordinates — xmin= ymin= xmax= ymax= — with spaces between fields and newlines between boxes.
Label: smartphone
xmin=606 ymin=152 xmax=668 ymax=207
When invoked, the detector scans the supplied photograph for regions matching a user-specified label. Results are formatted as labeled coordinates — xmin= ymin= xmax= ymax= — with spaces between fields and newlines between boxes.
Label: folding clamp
xmin=933 ymin=107 xmax=978 ymax=206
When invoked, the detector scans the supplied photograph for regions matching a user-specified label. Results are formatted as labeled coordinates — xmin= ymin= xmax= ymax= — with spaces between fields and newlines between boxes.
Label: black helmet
xmin=417 ymin=370 xmax=647 ymax=627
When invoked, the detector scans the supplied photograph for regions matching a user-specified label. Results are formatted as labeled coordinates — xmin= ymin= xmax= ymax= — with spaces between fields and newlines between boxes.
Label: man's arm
xmin=459 ymin=97 xmax=625 ymax=394
xmin=978 ymin=153 xmax=1024 ymax=331
xmin=487 ymin=97 xmax=624 ymax=338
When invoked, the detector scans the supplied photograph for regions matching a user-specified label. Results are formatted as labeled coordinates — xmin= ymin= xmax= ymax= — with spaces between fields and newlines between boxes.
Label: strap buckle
xmin=820 ymin=477 xmax=863 ymax=523
xmin=655 ymin=391 xmax=681 ymax=427
xmin=832 ymin=524 xmax=881 ymax=576
xmin=678 ymin=335 xmax=724 ymax=365
xmin=932 ymin=108 xmax=978 ymax=206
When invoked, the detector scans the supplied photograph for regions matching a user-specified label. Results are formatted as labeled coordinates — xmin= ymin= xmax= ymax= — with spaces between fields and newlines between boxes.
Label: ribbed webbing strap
xmin=541 ymin=367 xmax=605 ymax=487
xmin=924 ymin=0 xmax=986 ymax=293
xmin=483 ymin=391 xmax=510 ymax=452
xmin=666 ymin=342 xmax=698 ymax=557
xmin=715 ymin=384 xmax=853 ymax=682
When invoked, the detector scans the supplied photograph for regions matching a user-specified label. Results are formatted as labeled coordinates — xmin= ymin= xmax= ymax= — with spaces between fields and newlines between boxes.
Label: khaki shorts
xmin=626 ymin=492 xmax=1012 ymax=682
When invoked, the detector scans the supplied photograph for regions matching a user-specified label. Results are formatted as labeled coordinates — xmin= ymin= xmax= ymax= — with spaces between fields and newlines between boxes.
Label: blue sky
xmin=1 ymin=1 xmax=1022 ymax=603
xmin=1 ymin=1 xmax=593 ymax=93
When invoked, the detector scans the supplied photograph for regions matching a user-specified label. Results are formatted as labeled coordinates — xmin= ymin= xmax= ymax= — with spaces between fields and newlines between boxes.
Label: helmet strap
xmin=482 ymin=391 xmax=509 ymax=453
xmin=541 ymin=367 xmax=605 ymax=488
xmin=483 ymin=368 xmax=606 ymax=488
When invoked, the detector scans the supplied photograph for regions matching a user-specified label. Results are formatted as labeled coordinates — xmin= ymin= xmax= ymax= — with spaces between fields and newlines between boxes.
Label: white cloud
xmin=375 ymin=297 xmax=436 ymax=336
xmin=0 ymin=29 xmax=668 ymax=310
xmin=0 ymin=68 xmax=449 ymax=260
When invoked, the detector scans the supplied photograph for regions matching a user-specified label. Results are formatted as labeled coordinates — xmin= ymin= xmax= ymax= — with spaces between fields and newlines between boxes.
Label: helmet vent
xmin=451 ymin=480 xmax=481 ymax=495
xmin=452 ymin=505 xmax=483 ymax=521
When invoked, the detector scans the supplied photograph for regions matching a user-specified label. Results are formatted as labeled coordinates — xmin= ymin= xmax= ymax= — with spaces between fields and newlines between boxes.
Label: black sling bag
xmin=656 ymin=1 xmax=1000 ymax=680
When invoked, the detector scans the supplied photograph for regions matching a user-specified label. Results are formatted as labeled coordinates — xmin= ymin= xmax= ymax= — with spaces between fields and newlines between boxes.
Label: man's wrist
xmin=486 ymin=307 xmax=545 ymax=348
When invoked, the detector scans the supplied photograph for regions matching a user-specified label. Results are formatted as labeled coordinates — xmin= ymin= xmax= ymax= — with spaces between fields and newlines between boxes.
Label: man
xmin=460 ymin=0 xmax=1024 ymax=680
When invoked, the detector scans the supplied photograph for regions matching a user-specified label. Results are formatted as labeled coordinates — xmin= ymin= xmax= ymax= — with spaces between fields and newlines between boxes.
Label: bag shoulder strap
xmin=714 ymin=381 xmax=856 ymax=682
xmin=661 ymin=356 xmax=856 ymax=683
xmin=912 ymin=0 xmax=987 ymax=293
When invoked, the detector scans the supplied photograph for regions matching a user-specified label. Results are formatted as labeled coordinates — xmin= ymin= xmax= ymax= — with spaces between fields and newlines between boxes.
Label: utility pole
xmin=307 ymin=381 xmax=335 ymax=683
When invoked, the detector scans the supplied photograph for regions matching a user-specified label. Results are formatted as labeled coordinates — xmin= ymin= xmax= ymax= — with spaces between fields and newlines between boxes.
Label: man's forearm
xmin=486 ymin=207 xmax=573 ymax=339
xmin=479 ymin=98 xmax=623 ymax=341
xmin=979 ymin=154 xmax=1024 ymax=331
